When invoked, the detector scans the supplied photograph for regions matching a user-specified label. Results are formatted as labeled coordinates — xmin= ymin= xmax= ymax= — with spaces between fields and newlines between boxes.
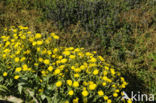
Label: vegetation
xmin=0 ymin=0 xmax=155 ymax=102
xmin=0 ymin=26 xmax=130 ymax=102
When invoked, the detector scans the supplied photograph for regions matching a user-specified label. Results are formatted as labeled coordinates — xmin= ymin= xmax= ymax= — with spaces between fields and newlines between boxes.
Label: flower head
xmin=3 ymin=72 xmax=7 ymax=77
xmin=56 ymin=81 xmax=62 ymax=87
xmin=73 ymin=81 xmax=79 ymax=88
xmin=68 ymin=90 xmax=74 ymax=96
xmin=14 ymin=75 xmax=20 ymax=79
xmin=82 ymin=90 xmax=89 ymax=97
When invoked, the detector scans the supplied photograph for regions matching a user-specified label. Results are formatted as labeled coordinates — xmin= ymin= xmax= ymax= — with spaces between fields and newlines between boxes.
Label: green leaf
xmin=0 ymin=85 xmax=9 ymax=93
xmin=47 ymin=84 xmax=56 ymax=91
xmin=0 ymin=77 xmax=4 ymax=82
xmin=51 ymin=94 xmax=59 ymax=103
xmin=18 ymin=83 xmax=25 ymax=94
xmin=46 ymin=96 xmax=52 ymax=103
xmin=41 ymin=94 xmax=46 ymax=100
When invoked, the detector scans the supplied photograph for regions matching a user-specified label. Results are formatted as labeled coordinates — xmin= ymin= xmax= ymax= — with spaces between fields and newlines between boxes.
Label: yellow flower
xmin=15 ymin=50 xmax=21 ymax=55
xmin=112 ymin=84 xmax=116 ymax=88
xmin=44 ymin=59 xmax=50 ymax=65
xmin=56 ymin=61 xmax=61 ymax=65
xmin=14 ymin=75 xmax=20 ymax=79
xmin=68 ymin=90 xmax=74 ymax=96
xmin=36 ymin=40 xmax=43 ymax=45
xmin=40 ymin=79 xmax=43 ymax=82
xmin=85 ymin=52 xmax=92 ymax=56
xmin=102 ymin=76 xmax=108 ymax=81
xmin=32 ymin=41 xmax=37 ymax=46
xmin=115 ymin=89 xmax=119 ymax=93
xmin=29 ymin=37 xmax=34 ymax=42
xmin=20 ymin=57 xmax=26 ymax=62
xmin=121 ymin=84 xmax=126 ymax=88
xmin=4 ymin=49 xmax=11 ymax=53
xmin=25 ymin=50 xmax=30 ymax=54
xmin=41 ymin=70 xmax=46 ymax=75
xmin=63 ymin=51 xmax=70 ymax=56
xmin=102 ymin=82 xmax=107 ymax=86
xmin=88 ymin=81 xmax=94 ymax=85
xmin=34 ymin=63 xmax=38 ymax=66
xmin=61 ymin=58 xmax=67 ymax=63
xmin=22 ymin=64 xmax=28 ymax=71
xmin=53 ymin=48 xmax=58 ymax=53
xmin=15 ymin=67 xmax=22 ymax=72
xmin=110 ymin=68 xmax=115 ymax=74
xmin=50 ymin=33 xmax=55 ymax=36
xmin=37 ymin=47 xmax=41 ymax=52
xmin=113 ymin=93 xmax=118 ymax=97
xmin=107 ymin=99 xmax=112 ymax=103
xmin=53 ymin=35 xmax=59 ymax=39
xmin=78 ymin=52 xmax=84 ymax=57
xmin=123 ymin=81 xmax=128 ymax=85
xmin=38 ymin=89 xmax=43 ymax=92
xmin=47 ymin=50 xmax=52 ymax=55
xmin=64 ymin=100 xmax=69 ymax=103
xmin=56 ymin=81 xmax=62 ymax=87
xmin=103 ymin=95 xmax=108 ymax=100
xmin=104 ymin=66 xmax=109 ymax=70
xmin=83 ymin=81 xmax=88 ymax=86
xmin=71 ymin=66 xmax=75 ymax=70
xmin=107 ymin=79 xmax=112 ymax=83
xmin=38 ymin=57 xmax=43 ymax=62
xmin=93 ymin=51 xmax=97 ymax=54
xmin=73 ymin=97 xmax=79 ymax=103
xmin=74 ymin=68 xmax=81 ymax=73
xmin=59 ymin=65 xmax=65 ymax=70
xmin=54 ymin=69 xmax=60 ymax=75
xmin=89 ymin=84 xmax=97 ymax=90
xmin=73 ymin=81 xmax=79 ymax=88
xmin=98 ymin=56 xmax=105 ymax=61
xmin=3 ymin=72 xmax=7 ymax=77
xmin=2 ymin=54 xmax=6 ymax=58
xmin=65 ymin=47 xmax=74 ymax=51
xmin=48 ymin=66 xmax=53 ymax=72
xmin=89 ymin=58 xmax=97 ymax=62
xmin=89 ymin=63 xmax=97 ymax=67
xmin=5 ymin=41 xmax=10 ymax=47
xmin=69 ymin=55 xmax=75 ymax=59
xmin=127 ymin=99 xmax=132 ymax=103
xmin=35 ymin=33 xmax=42 ymax=39
xmin=80 ymin=65 xmax=85 ymax=70
xmin=103 ymin=71 xmax=108 ymax=75
xmin=14 ymin=57 xmax=20 ymax=62
xmin=98 ymin=90 xmax=104 ymax=96
xmin=93 ymin=69 xmax=99 ymax=75
xmin=82 ymin=90 xmax=89 ymax=97
xmin=58 ymin=56 xmax=63 ymax=59
xmin=51 ymin=55 xmax=56 ymax=58
xmin=121 ymin=92 xmax=124 ymax=96
xmin=67 ymin=80 xmax=72 ymax=86
xmin=27 ymin=31 xmax=32 ymax=34
xmin=74 ymin=73 xmax=80 ymax=78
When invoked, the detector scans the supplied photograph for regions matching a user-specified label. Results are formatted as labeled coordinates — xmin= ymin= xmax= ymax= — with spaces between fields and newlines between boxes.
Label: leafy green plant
xmin=0 ymin=26 xmax=131 ymax=103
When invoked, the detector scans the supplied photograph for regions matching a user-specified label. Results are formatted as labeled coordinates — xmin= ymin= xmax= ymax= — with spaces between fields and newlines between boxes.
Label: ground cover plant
xmin=0 ymin=26 xmax=132 ymax=103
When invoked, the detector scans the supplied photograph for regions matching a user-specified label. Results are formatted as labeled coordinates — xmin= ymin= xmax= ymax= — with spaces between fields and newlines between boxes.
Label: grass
xmin=0 ymin=0 xmax=155 ymax=102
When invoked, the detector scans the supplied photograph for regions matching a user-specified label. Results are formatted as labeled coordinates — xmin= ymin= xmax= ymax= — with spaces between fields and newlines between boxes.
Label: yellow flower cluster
xmin=0 ymin=26 xmax=129 ymax=103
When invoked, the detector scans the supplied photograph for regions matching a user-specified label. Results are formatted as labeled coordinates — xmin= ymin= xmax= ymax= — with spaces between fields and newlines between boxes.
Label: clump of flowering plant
xmin=0 ymin=26 xmax=131 ymax=103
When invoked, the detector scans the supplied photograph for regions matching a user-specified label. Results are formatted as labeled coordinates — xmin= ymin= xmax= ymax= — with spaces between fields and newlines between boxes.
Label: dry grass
xmin=120 ymin=3 xmax=154 ymax=29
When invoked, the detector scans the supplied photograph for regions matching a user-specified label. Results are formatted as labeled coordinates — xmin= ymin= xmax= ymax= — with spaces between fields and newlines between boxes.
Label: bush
xmin=0 ymin=26 xmax=131 ymax=103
